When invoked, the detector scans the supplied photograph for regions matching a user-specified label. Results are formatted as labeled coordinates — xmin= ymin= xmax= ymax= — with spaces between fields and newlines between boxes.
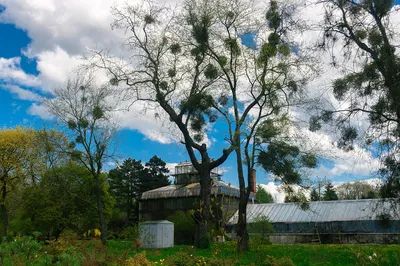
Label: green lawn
xmin=107 ymin=240 xmax=400 ymax=266
xmin=2 ymin=237 xmax=399 ymax=265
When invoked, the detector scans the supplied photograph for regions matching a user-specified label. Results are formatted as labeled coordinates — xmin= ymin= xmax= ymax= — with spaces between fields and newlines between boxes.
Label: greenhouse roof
xmin=228 ymin=199 xmax=399 ymax=224
xmin=141 ymin=180 xmax=256 ymax=200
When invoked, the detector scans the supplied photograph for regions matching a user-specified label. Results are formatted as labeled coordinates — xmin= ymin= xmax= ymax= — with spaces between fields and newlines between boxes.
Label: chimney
xmin=250 ymin=169 xmax=257 ymax=194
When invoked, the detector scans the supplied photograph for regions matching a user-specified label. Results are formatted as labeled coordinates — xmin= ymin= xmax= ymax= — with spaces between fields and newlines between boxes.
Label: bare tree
xmin=90 ymin=0 xmax=314 ymax=248
xmin=43 ymin=72 xmax=118 ymax=244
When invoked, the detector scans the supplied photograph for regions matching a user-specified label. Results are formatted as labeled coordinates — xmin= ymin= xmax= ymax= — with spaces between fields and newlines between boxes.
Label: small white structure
xmin=139 ymin=220 xmax=174 ymax=248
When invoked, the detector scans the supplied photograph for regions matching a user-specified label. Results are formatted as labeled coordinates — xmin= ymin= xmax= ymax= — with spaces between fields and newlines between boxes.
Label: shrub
xmin=249 ymin=215 xmax=273 ymax=244
xmin=167 ymin=211 xmax=195 ymax=245
xmin=168 ymin=251 xmax=196 ymax=266
xmin=0 ymin=236 xmax=43 ymax=265
xmin=262 ymin=255 xmax=295 ymax=266
xmin=118 ymin=225 xmax=140 ymax=240
xmin=200 ymin=234 xmax=211 ymax=249
xmin=126 ymin=252 xmax=153 ymax=266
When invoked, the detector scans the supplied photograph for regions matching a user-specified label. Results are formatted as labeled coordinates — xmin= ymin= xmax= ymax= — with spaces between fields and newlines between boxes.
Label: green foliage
xmin=249 ymin=215 xmax=274 ymax=244
xmin=108 ymin=156 xmax=170 ymax=228
xmin=266 ymin=1 xmax=281 ymax=29
xmin=337 ymin=126 xmax=358 ymax=151
xmin=67 ymin=119 xmax=77 ymax=130
xmin=93 ymin=105 xmax=104 ymax=119
xmin=167 ymin=211 xmax=195 ymax=245
xmin=144 ymin=14 xmax=155 ymax=24
xmin=168 ymin=68 xmax=177 ymax=78
xmin=224 ymin=38 xmax=241 ymax=56
xmin=200 ymin=234 xmax=211 ymax=249
xmin=204 ymin=64 xmax=219 ymax=79
xmin=258 ymin=142 xmax=301 ymax=184
xmin=256 ymin=185 xmax=274 ymax=203
xmin=323 ymin=181 xmax=338 ymax=201
xmin=169 ymin=43 xmax=182 ymax=54
xmin=168 ymin=251 xmax=196 ymax=266
xmin=336 ymin=181 xmax=378 ymax=200
xmin=262 ymin=255 xmax=295 ymax=266
xmin=20 ymin=163 xmax=114 ymax=237
xmin=310 ymin=188 xmax=320 ymax=201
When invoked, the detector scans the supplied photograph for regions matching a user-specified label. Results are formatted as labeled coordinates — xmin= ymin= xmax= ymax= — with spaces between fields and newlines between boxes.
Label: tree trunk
xmin=95 ymin=176 xmax=107 ymax=244
xmin=1 ymin=204 xmax=7 ymax=237
xmin=194 ymin=168 xmax=212 ymax=248
xmin=236 ymin=201 xmax=249 ymax=252
xmin=1 ymin=179 xmax=7 ymax=237
xmin=233 ymin=142 xmax=251 ymax=251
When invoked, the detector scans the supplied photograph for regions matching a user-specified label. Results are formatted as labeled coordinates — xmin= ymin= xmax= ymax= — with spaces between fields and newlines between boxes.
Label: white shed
xmin=139 ymin=220 xmax=174 ymax=248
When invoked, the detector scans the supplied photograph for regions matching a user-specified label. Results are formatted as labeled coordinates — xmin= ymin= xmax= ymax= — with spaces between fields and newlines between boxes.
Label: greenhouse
xmin=228 ymin=199 xmax=400 ymax=244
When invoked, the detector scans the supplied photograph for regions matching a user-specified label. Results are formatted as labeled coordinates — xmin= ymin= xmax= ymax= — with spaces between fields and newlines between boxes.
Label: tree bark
xmin=194 ymin=168 xmax=212 ymax=248
xmin=1 ymin=179 xmax=7 ymax=237
xmin=236 ymin=200 xmax=249 ymax=252
xmin=95 ymin=176 xmax=107 ymax=244
xmin=235 ymin=146 xmax=250 ymax=251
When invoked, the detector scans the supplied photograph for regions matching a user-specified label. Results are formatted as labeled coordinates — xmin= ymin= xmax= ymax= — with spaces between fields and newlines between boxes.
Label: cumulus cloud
xmin=258 ymin=182 xmax=286 ymax=203
xmin=0 ymin=57 xmax=41 ymax=87
xmin=27 ymin=103 xmax=54 ymax=120
xmin=0 ymin=0 xmax=393 ymax=182
xmin=2 ymin=84 xmax=41 ymax=101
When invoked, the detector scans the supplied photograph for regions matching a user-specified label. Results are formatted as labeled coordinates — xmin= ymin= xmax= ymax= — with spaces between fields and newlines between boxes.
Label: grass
xmin=107 ymin=240 xmax=400 ymax=265
xmin=2 ymin=237 xmax=399 ymax=265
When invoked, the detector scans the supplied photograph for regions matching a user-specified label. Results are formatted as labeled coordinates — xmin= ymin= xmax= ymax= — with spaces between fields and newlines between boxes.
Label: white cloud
xmin=2 ymin=84 xmax=41 ymax=101
xmin=258 ymin=182 xmax=286 ymax=203
xmin=0 ymin=57 xmax=41 ymax=87
xmin=0 ymin=0 xmax=393 ymax=183
xmin=27 ymin=103 xmax=54 ymax=120
xmin=35 ymin=46 xmax=83 ymax=90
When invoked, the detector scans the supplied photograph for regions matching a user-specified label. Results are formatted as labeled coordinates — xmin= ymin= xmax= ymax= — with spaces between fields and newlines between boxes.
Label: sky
xmin=0 ymin=0 xmax=397 ymax=202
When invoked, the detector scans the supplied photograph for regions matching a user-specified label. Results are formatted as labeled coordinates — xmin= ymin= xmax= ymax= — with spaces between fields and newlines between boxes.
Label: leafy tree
xmin=256 ymin=185 xmax=274 ymax=204
xmin=43 ymin=73 xmax=118 ymax=244
xmin=0 ymin=127 xmax=36 ymax=236
xmin=141 ymin=156 xmax=170 ymax=193
xmin=336 ymin=181 xmax=378 ymax=200
xmin=323 ymin=181 xmax=338 ymax=201
xmin=19 ymin=163 xmax=113 ymax=238
xmin=310 ymin=188 xmax=320 ymax=201
xmin=108 ymin=158 xmax=144 ymax=226
xmin=108 ymin=156 xmax=170 ymax=227
xmin=313 ymin=0 xmax=400 ymax=201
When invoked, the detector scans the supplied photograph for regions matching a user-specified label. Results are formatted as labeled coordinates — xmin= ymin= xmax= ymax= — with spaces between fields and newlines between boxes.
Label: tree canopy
xmin=256 ymin=185 xmax=274 ymax=204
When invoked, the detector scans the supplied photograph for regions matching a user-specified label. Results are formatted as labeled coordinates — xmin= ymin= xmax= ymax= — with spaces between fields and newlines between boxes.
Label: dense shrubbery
xmin=248 ymin=215 xmax=274 ymax=245
xmin=167 ymin=211 xmax=195 ymax=245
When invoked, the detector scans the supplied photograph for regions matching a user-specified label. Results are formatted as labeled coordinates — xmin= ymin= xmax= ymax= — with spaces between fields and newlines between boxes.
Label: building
xmin=228 ymin=199 xmax=400 ymax=244
xmin=139 ymin=162 xmax=256 ymax=223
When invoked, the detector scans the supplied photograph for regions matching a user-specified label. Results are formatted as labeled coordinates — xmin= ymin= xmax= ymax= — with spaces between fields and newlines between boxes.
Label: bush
xmin=249 ymin=215 xmax=273 ymax=244
xmin=118 ymin=225 xmax=139 ymax=240
xmin=167 ymin=211 xmax=195 ymax=245
xmin=0 ymin=236 xmax=43 ymax=265
xmin=126 ymin=252 xmax=153 ymax=266
xmin=200 ymin=234 xmax=211 ymax=249
xmin=168 ymin=251 xmax=196 ymax=266
xmin=262 ymin=255 xmax=296 ymax=266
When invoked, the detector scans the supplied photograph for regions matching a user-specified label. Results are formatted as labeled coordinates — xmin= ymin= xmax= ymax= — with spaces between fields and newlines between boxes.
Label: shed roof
xmin=141 ymin=180 xmax=256 ymax=200
xmin=228 ymin=199 xmax=399 ymax=224
xmin=140 ymin=220 xmax=173 ymax=224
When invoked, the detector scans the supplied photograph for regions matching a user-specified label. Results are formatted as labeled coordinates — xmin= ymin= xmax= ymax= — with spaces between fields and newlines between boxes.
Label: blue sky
xmin=0 ymin=0 xmax=386 ymax=201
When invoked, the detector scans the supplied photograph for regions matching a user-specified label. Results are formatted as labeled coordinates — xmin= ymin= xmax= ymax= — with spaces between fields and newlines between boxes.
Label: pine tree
xmin=323 ymin=182 xmax=338 ymax=201
xmin=310 ymin=188 xmax=320 ymax=201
